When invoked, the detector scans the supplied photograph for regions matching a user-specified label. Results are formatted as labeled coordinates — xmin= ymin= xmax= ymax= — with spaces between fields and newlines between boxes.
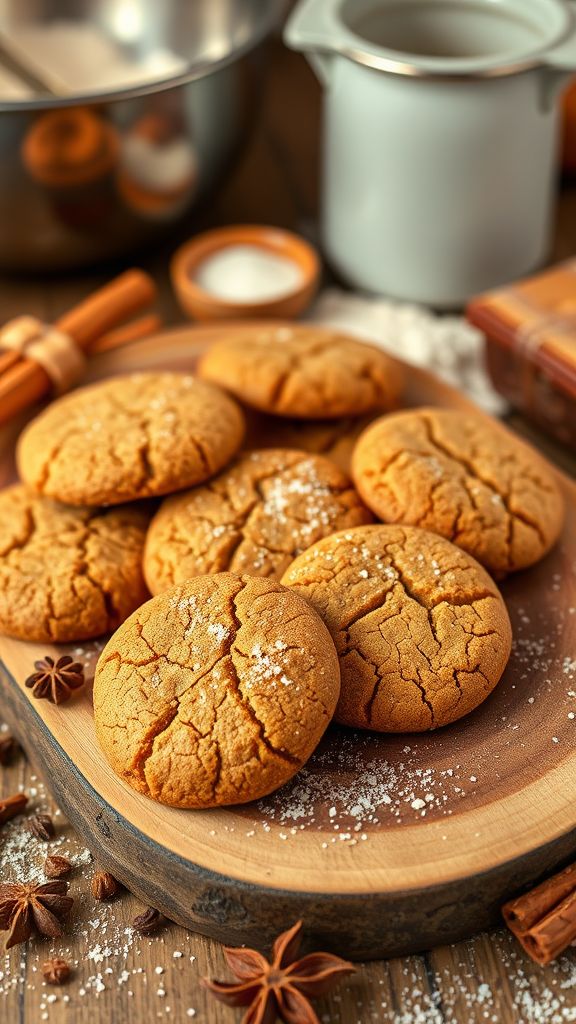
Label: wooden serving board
xmin=1 ymin=326 xmax=575 ymax=961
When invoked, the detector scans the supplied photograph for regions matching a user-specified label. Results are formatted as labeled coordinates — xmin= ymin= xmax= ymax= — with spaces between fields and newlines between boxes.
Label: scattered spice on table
xmin=90 ymin=871 xmax=122 ymax=902
xmin=0 ymin=879 xmax=73 ymax=948
xmin=0 ymin=792 xmax=28 ymax=826
xmin=44 ymin=854 xmax=72 ymax=879
xmin=25 ymin=655 xmax=85 ymax=705
xmin=28 ymin=813 xmax=55 ymax=841
xmin=132 ymin=907 xmax=165 ymax=935
xmin=42 ymin=957 xmax=72 ymax=985
xmin=503 ymin=861 xmax=576 ymax=964
xmin=203 ymin=919 xmax=354 ymax=1024
xmin=0 ymin=778 xmax=575 ymax=1021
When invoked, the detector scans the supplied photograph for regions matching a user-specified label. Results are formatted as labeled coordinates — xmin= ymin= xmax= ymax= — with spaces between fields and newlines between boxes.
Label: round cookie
xmin=144 ymin=449 xmax=373 ymax=593
xmin=17 ymin=372 xmax=245 ymax=507
xmin=242 ymin=409 xmax=377 ymax=474
xmin=93 ymin=573 xmax=341 ymax=808
xmin=352 ymin=408 xmax=565 ymax=575
xmin=281 ymin=524 xmax=512 ymax=733
xmin=197 ymin=324 xmax=402 ymax=419
xmin=0 ymin=485 xmax=149 ymax=643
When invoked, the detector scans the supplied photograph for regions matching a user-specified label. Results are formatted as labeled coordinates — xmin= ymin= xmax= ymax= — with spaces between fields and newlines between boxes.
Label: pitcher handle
xmin=540 ymin=0 xmax=576 ymax=108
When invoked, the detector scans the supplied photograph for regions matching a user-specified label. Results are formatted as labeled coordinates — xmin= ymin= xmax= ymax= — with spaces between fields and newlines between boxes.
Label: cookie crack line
xmin=200 ymin=456 xmax=316 ymax=539
xmin=75 ymin=520 xmax=120 ymax=626
xmin=131 ymin=703 xmax=181 ymax=791
xmin=351 ymin=646 xmax=435 ymax=729
xmin=420 ymin=413 xmax=548 ymax=552
xmin=228 ymin=584 xmax=300 ymax=766
xmin=266 ymin=336 xmax=376 ymax=411
xmin=339 ymin=588 xmax=437 ymax=728
xmin=122 ymin=584 xmax=301 ymax=772
xmin=31 ymin=434 xmax=68 ymax=492
xmin=412 ymin=666 xmax=436 ymax=724
xmin=0 ymin=503 xmax=35 ymax=558
xmin=135 ymin=433 xmax=153 ymax=492
xmin=209 ymin=735 xmax=223 ymax=801
xmin=188 ymin=433 xmax=211 ymax=477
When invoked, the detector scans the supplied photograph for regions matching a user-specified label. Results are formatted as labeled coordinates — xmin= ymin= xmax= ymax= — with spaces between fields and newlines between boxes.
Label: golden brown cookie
xmin=352 ymin=408 xmax=565 ymax=575
xmin=197 ymin=324 xmax=402 ymax=419
xmin=281 ymin=524 xmax=512 ymax=733
xmin=17 ymin=372 xmax=245 ymax=507
xmin=143 ymin=449 xmax=373 ymax=593
xmin=93 ymin=573 xmax=340 ymax=808
xmin=242 ymin=409 xmax=377 ymax=474
xmin=0 ymin=485 xmax=149 ymax=643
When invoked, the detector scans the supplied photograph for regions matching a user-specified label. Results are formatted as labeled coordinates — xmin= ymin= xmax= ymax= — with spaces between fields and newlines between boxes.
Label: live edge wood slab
xmin=0 ymin=326 xmax=575 ymax=961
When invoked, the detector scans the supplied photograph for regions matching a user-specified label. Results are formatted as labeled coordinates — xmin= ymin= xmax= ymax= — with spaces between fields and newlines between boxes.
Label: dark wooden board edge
xmin=2 ymin=661 xmax=575 ymax=960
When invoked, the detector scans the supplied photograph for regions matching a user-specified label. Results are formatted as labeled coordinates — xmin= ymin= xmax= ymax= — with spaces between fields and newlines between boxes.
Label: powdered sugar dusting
xmin=240 ymin=565 xmax=576 ymax=837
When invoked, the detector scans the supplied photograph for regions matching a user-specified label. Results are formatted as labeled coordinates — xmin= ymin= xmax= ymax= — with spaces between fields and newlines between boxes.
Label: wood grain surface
xmin=1 ymin=326 xmax=576 ymax=965
xmin=0 ymin=38 xmax=576 ymax=1024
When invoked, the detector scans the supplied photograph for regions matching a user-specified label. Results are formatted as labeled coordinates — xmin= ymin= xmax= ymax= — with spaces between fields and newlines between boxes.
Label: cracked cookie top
xmin=352 ymin=408 xmax=565 ymax=575
xmin=93 ymin=573 xmax=341 ymax=808
xmin=197 ymin=325 xmax=402 ymax=419
xmin=143 ymin=449 xmax=373 ymax=593
xmin=17 ymin=372 xmax=245 ymax=507
xmin=281 ymin=524 xmax=512 ymax=733
xmin=0 ymin=485 xmax=150 ymax=643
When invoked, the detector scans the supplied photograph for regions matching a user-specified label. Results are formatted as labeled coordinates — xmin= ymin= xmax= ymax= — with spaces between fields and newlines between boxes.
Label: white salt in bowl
xmin=171 ymin=224 xmax=321 ymax=322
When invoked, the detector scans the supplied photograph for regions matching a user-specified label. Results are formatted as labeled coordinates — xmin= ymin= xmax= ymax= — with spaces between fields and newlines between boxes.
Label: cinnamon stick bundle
xmin=0 ymin=269 xmax=160 ymax=426
xmin=502 ymin=862 xmax=576 ymax=965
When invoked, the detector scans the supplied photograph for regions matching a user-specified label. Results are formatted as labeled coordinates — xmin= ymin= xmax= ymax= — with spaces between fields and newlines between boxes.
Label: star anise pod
xmin=25 ymin=656 xmax=85 ymax=705
xmin=203 ymin=920 xmax=354 ymax=1024
xmin=0 ymin=880 xmax=73 ymax=949
xmin=42 ymin=957 xmax=71 ymax=984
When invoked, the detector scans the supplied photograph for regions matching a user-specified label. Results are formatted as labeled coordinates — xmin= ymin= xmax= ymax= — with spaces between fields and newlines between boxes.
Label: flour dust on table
xmin=308 ymin=288 xmax=506 ymax=416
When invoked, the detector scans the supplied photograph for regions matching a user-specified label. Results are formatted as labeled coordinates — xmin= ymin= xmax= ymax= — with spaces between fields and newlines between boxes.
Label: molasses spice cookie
xmin=93 ymin=573 xmax=341 ymax=808
xmin=0 ymin=485 xmax=149 ymax=643
xmin=17 ymin=372 xmax=245 ymax=506
xmin=144 ymin=449 xmax=373 ymax=593
xmin=198 ymin=324 xmax=402 ymax=419
xmin=352 ymin=407 xmax=565 ymax=575
xmin=282 ymin=525 xmax=512 ymax=733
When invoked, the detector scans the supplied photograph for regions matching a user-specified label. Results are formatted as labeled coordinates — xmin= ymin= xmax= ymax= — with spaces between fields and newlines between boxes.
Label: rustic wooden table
xmin=1 ymin=41 xmax=575 ymax=1024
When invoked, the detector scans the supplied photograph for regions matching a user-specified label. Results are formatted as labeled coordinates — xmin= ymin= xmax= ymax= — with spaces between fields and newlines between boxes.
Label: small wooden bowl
xmin=171 ymin=224 xmax=321 ymax=322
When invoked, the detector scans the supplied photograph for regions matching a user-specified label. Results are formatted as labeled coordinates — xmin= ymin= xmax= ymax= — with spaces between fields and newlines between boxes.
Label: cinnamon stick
xmin=0 ymin=269 xmax=158 ymax=426
xmin=502 ymin=862 xmax=576 ymax=965
xmin=91 ymin=312 xmax=162 ymax=353
xmin=57 ymin=269 xmax=156 ymax=349
xmin=0 ymin=349 xmax=19 ymax=377
xmin=0 ymin=359 xmax=50 ymax=424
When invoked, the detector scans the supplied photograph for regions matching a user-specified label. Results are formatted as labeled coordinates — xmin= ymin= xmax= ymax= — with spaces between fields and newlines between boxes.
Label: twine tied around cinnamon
xmin=0 ymin=316 xmax=86 ymax=395
xmin=0 ymin=269 xmax=162 ymax=426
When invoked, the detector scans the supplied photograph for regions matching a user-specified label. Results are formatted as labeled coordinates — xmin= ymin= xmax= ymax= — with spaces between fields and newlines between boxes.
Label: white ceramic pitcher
xmin=285 ymin=0 xmax=576 ymax=307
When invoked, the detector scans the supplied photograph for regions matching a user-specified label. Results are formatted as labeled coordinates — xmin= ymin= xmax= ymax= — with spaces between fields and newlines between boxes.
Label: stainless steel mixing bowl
xmin=0 ymin=0 xmax=285 ymax=270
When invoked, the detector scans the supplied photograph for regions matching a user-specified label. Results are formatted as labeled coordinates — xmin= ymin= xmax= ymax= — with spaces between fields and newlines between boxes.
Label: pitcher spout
xmin=284 ymin=0 xmax=342 ymax=86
